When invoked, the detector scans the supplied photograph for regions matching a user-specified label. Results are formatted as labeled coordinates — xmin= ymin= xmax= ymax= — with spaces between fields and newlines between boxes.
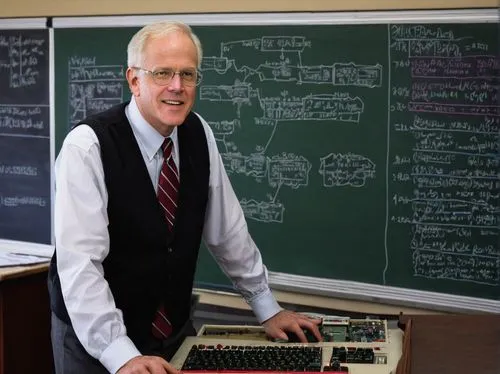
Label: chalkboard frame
xmin=0 ymin=17 xmax=55 ymax=258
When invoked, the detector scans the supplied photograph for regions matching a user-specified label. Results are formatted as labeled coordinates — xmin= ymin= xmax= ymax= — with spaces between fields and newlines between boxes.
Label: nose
xmin=167 ymin=73 xmax=183 ymax=92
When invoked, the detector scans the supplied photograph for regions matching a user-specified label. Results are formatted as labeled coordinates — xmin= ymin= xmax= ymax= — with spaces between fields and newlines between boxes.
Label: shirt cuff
xmin=247 ymin=289 xmax=282 ymax=323
xmin=100 ymin=335 xmax=142 ymax=374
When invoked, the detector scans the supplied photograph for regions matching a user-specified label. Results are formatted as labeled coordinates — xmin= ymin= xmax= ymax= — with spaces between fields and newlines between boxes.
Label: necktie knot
xmin=162 ymin=138 xmax=173 ymax=159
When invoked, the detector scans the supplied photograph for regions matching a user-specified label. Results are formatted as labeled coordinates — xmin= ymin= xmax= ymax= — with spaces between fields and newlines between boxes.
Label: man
xmin=48 ymin=21 xmax=321 ymax=374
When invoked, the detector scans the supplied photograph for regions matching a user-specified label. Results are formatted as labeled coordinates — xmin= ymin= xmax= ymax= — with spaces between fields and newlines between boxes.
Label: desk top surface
xmin=0 ymin=262 xmax=49 ymax=281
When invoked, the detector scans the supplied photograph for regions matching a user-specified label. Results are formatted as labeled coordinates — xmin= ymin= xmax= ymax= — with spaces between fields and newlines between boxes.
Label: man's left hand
xmin=262 ymin=310 xmax=322 ymax=343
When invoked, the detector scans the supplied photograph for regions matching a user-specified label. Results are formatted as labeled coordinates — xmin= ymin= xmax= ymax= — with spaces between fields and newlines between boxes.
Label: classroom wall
xmin=1 ymin=0 xmax=498 ymax=18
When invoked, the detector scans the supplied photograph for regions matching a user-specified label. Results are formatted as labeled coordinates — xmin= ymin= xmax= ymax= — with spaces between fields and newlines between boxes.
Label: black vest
xmin=48 ymin=103 xmax=209 ymax=349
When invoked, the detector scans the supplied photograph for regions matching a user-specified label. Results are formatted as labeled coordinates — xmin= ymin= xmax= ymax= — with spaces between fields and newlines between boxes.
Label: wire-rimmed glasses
xmin=132 ymin=66 xmax=202 ymax=86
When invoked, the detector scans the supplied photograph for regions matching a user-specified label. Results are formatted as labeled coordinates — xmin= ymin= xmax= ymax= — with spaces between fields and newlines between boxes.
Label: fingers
xmin=263 ymin=310 xmax=324 ymax=343
xmin=162 ymin=360 xmax=182 ymax=374
xmin=303 ymin=319 xmax=323 ymax=342
xmin=293 ymin=317 xmax=323 ymax=343
xmin=117 ymin=355 xmax=180 ymax=374
xmin=290 ymin=324 xmax=308 ymax=343
xmin=265 ymin=323 xmax=289 ymax=341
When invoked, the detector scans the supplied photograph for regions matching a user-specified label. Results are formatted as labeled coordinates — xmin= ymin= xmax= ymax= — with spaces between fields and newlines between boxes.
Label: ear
xmin=126 ymin=67 xmax=140 ymax=96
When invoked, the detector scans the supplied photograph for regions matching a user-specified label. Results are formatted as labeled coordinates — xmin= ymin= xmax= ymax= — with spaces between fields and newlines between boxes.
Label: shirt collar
xmin=126 ymin=96 xmax=178 ymax=161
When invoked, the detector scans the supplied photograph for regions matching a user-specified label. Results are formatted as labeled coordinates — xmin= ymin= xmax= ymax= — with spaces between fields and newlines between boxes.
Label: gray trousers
xmin=51 ymin=313 xmax=195 ymax=374
xmin=51 ymin=313 xmax=109 ymax=374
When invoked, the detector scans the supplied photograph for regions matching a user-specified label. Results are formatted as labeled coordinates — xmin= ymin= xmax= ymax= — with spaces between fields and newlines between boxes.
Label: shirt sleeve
xmin=54 ymin=125 xmax=141 ymax=373
xmin=198 ymin=114 xmax=282 ymax=323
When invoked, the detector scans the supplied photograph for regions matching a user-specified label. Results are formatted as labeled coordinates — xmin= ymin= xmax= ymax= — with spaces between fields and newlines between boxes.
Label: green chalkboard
xmin=54 ymin=20 xmax=500 ymax=302
xmin=0 ymin=27 xmax=51 ymax=245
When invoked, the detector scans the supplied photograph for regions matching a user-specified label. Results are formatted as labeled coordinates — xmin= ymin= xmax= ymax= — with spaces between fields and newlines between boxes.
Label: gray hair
xmin=127 ymin=21 xmax=203 ymax=68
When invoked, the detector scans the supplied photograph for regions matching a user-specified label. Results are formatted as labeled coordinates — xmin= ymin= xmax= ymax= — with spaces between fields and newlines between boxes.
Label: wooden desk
xmin=0 ymin=263 xmax=53 ymax=374
xmin=396 ymin=314 xmax=500 ymax=374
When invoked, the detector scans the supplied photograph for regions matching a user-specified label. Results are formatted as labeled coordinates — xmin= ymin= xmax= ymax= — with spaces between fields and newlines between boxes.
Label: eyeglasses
xmin=132 ymin=67 xmax=202 ymax=86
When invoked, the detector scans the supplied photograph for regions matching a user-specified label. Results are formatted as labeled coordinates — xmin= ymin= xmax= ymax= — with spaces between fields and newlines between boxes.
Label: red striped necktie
xmin=157 ymin=138 xmax=179 ymax=230
xmin=152 ymin=137 xmax=179 ymax=339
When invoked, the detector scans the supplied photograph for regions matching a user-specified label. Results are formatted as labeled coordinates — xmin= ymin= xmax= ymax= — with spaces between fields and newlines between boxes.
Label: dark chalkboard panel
xmin=0 ymin=28 xmax=51 ymax=244
xmin=53 ymin=18 xmax=500 ymax=303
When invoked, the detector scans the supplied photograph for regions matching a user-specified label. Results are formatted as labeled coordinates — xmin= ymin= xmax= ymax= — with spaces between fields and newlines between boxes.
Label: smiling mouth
xmin=162 ymin=99 xmax=183 ymax=105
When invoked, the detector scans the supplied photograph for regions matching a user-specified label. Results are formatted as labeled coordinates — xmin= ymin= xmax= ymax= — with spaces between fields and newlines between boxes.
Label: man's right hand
xmin=116 ymin=355 xmax=181 ymax=374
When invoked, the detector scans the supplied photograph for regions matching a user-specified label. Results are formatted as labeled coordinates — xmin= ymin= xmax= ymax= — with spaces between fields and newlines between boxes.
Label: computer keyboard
xmin=182 ymin=344 xmax=323 ymax=371
xmin=181 ymin=344 xmax=387 ymax=371
xmin=170 ymin=320 xmax=402 ymax=374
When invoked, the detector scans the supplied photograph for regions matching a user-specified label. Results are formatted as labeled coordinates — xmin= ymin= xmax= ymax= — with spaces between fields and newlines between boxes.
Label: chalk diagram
xmin=198 ymin=36 xmax=379 ymax=222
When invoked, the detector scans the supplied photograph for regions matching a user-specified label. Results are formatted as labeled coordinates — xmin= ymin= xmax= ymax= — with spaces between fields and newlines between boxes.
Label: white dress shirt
xmin=54 ymin=96 xmax=281 ymax=373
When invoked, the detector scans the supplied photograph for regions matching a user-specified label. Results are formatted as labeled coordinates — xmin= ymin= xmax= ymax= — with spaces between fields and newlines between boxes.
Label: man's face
xmin=127 ymin=31 xmax=198 ymax=136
